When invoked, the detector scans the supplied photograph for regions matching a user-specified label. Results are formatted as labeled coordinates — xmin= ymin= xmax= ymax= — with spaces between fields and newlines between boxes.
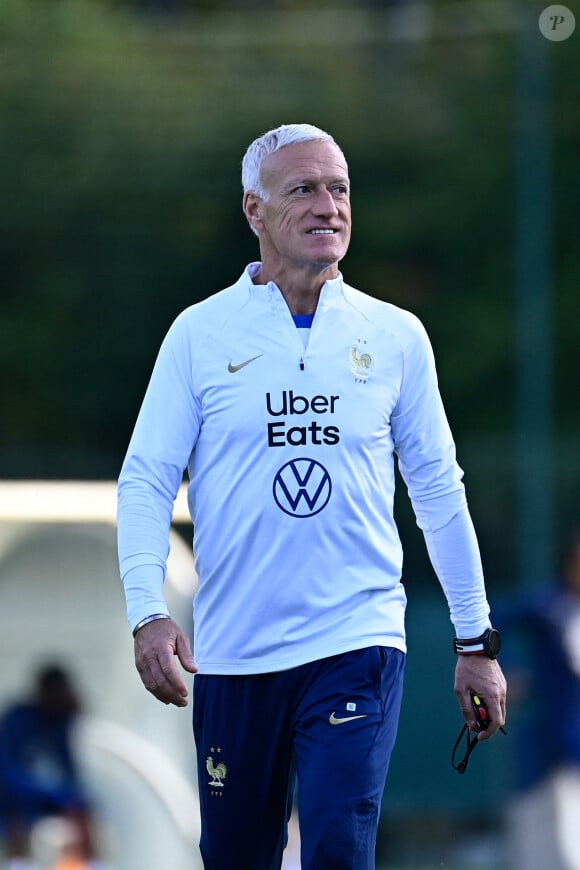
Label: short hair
xmin=241 ymin=123 xmax=345 ymax=201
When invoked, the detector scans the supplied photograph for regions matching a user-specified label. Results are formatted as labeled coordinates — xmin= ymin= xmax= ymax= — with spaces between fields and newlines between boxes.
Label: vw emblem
xmin=273 ymin=458 xmax=332 ymax=518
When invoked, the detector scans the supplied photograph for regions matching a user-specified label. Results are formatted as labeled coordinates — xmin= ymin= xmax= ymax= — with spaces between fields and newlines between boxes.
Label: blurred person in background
xmin=498 ymin=533 xmax=580 ymax=870
xmin=117 ymin=122 xmax=507 ymax=870
xmin=0 ymin=664 xmax=105 ymax=870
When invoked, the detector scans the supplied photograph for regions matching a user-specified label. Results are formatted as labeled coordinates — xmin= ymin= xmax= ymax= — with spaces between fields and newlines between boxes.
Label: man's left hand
xmin=454 ymin=656 xmax=507 ymax=740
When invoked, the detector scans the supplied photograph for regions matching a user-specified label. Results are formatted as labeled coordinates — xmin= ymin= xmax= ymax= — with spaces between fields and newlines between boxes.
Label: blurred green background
xmin=1 ymin=0 xmax=579 ymax=866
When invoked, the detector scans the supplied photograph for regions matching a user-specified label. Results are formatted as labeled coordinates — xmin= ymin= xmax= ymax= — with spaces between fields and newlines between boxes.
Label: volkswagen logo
xmin=273 ymin=458 xmax=332 ymax=517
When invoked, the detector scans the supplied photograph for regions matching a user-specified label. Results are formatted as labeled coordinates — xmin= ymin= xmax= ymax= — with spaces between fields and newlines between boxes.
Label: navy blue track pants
xmin=192 ymin=646 xmax=405 ymax=870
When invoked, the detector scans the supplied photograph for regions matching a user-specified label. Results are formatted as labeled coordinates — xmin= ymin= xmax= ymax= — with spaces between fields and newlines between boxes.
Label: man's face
xmin=247 ymin=139 xmax=351 ymax=274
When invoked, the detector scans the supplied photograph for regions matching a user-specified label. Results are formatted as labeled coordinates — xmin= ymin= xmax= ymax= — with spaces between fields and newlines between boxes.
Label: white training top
xmin=117 ymin=263 xmax=490 ymax=674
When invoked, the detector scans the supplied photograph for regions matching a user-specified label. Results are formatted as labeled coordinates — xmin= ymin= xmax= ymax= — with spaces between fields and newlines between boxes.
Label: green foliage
xmin=1 ymin=0 xmax=578 ymax=580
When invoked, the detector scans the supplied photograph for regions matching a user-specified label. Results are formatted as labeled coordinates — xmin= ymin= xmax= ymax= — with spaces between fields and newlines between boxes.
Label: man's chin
xmin=303 ymin=258 xmax=342 ymax=273
xmin=307 ymin=248 xmax=348 ymax=270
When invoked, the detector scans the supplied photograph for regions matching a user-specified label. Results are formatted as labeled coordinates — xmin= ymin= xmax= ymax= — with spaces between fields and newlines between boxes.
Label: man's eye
xmin=294 ymin=186 xmax=311 ymax=194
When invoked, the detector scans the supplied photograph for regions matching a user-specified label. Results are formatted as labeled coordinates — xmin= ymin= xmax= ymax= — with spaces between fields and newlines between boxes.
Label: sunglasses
xmin=451 ymin=694 xmax=507 ymax=774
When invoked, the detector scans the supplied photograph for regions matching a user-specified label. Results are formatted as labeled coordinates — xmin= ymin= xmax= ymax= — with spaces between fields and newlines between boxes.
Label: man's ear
xmin=243 ymin=191 xmax=263 ymax=232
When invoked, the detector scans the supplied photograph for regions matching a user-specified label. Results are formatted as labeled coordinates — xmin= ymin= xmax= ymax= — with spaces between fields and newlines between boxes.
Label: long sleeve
xmin=422 ymin=508 xmax=490 ymax=637
xmin=391 ymin=314 xmax=490 ymax=637
xmin=117 ymin=311 xmax=201 ymax=630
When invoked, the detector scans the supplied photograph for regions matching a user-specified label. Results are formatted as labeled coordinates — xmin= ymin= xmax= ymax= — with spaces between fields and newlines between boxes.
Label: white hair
xmin=241 ymin=123 xmax=345 ymax=201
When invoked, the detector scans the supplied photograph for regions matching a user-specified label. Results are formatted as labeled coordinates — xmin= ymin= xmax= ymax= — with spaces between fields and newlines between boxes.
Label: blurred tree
xmin=1 ymin=0 xmax=578 ymax=583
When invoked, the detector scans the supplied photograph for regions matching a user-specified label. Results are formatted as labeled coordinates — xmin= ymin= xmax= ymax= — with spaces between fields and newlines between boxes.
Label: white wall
xmin=0 ymin=483 xmax=202 ymax=870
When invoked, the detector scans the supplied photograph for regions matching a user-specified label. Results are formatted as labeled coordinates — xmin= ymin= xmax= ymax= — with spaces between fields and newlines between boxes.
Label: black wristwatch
xmin=453 ymin=627 xmax=502 ymax=659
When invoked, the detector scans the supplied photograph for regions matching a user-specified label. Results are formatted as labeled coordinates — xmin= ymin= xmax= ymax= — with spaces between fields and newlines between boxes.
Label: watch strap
xmin=453 ymin=637 xmax=487 ymax=655
xmin=453 ymin=627 xmax=501 ymax=659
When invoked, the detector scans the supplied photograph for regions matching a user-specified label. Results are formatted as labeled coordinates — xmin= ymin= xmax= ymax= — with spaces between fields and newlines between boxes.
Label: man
xmin=498 ymin=533 xmax=580 ymax=869
xmin=117 ymin=123 xmax=507 ymax=869
xmin=0 ymin=665 xmax=103 ymax=870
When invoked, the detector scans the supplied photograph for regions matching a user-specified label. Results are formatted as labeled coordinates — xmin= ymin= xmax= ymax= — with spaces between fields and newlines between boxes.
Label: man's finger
xmin=176 ymin=631 xmax=198 ymax=674
xmin=134 ymin=618 xmax=195 ymax=706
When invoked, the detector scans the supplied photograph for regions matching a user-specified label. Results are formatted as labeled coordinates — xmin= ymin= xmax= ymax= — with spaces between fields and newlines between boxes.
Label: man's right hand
xmin=133 ymin=618 xmax=198 ymax=707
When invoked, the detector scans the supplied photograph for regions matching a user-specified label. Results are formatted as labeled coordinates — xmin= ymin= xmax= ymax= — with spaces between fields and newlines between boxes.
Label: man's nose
xmin=312 ymin=188 xmax=339 ymax=216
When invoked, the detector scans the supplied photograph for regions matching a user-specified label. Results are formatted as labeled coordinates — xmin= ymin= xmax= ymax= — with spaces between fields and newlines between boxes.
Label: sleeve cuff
xmin=122 ymin=564 xmax=169 ymax=631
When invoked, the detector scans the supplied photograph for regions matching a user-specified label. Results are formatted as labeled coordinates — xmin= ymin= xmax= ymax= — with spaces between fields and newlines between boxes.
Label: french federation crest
xmin=350 ymin=338 xmax=373 ymax=382
xmin=206 ymin=749 xmax=227 ymax=797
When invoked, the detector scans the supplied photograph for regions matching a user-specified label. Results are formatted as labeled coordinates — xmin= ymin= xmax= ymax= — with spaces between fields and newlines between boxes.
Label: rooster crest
xmin=351 ymin=346 xmax=372 ymax=369
xmin=206 ymin=755 xmax=227 ymax=787
xmin=350 ymin=341 xmax=373 ymax=382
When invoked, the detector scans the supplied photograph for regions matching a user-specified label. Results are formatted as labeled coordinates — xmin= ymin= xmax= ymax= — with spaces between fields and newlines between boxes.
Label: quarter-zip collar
xmin=243 ymin=262 xmax=345 ymax=315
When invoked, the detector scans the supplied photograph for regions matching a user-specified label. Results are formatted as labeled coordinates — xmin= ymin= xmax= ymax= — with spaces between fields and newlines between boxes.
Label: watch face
xmin=488 ymin=628 xmax=502 ymax=657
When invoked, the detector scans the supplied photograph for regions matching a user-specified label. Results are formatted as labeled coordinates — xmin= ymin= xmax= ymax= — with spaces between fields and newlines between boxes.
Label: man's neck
xmin=253 ymin=262 xmax=339 ymax=316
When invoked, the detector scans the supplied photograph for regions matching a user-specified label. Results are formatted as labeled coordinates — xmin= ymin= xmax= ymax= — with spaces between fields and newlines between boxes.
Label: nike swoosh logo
xmin=227 ymin=355 xmax=263 ymax=373
xmin=329 ymin=712 xmax=368 ymax=726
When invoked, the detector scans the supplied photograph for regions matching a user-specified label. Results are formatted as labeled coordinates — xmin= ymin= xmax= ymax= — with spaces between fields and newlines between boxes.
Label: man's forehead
xmin=262 ymin=140 xmax=348 ymax=183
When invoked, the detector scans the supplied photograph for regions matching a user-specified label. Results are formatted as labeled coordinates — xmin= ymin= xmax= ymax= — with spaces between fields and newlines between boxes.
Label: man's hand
xmin=134 ymin=618 xmax=198 ymax=707
xmin=454 ymin=655 xmax=507 ymax=740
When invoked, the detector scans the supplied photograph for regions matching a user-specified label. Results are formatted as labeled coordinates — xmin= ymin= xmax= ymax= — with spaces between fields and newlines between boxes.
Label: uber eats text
xmin=266 ymin=391 xmax=340 ymax=447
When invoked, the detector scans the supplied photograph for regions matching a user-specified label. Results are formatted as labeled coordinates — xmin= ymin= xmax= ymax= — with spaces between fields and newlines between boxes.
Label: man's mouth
xmin=306 ymin=228 xmax=337 ymax=235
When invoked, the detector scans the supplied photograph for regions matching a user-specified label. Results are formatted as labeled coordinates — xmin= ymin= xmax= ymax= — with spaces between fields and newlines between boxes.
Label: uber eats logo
xmin=267 ymin=391 xmax=339 ymax=516
xmin=266 ymin=391 xmax=340 ymax=447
